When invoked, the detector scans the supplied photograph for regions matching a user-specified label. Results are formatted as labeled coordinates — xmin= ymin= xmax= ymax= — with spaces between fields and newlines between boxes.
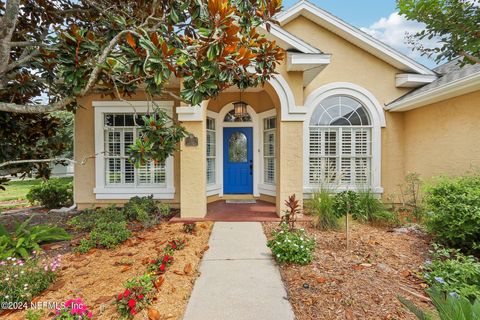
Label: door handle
xmin=250 ymin=164 xmax=253 ymax=175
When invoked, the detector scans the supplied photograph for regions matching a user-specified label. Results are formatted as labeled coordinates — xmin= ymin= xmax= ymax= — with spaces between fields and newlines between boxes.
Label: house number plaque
xmin=185 ymin=134 xmax=198 ymax=147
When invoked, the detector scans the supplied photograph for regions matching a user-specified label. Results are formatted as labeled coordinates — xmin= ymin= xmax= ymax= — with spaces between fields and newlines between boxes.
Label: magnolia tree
xmin=398 ymin=0 xmax=480 ymax=65
xmin=0 ymin=0 xmax=284 ymax=184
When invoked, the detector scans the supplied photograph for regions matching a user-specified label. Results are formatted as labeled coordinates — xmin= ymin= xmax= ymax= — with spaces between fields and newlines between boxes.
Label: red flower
xmin=128 ymin=299 xmax=136 ymax=308
xmin=150 ymin=259 xmax=157 ymax=264
xmin=117 ymin=294 xmax=123 ymax=301
xmin=137 ymin=294 xmax=144 ymax=299
xmin=130 ymin=308 xmax=137 ymax=315
xmin=159 ymin=263 xmax=166 ymax=272
xmin=123 ymin=289 xmax=131 ymax=297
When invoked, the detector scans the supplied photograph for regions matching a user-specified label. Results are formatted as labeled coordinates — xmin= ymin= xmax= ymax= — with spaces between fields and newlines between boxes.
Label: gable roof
xmin=276 ymin=0 xmax=436 ymax=75
xmin=263 ymin=24 xmax=322 ymax=54
xmin=386 ymin=60 xmax=480 ymax=111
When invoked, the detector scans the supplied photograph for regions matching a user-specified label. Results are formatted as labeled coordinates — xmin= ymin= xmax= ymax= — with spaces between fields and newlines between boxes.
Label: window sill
xmin=259 ymin=184 xmax=276 ymax=196
xmin=93 ymin=187 xmax=175 ymax=200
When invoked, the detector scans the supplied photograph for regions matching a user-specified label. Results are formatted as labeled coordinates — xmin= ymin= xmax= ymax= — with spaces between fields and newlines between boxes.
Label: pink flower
xmin=87 ymin=311 xmax=93 ymax=318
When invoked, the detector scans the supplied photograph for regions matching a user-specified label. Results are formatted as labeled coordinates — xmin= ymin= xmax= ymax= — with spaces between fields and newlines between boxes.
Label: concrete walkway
xmin=183 ymin=222 xmax=295 ymax=320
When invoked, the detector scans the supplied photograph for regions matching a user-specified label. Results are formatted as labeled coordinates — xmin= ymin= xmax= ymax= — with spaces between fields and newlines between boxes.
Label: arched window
xmin=224 ymin=109 xmax=252 ymax=122
xmin=309 ymin=95 xmax=372 ymax=187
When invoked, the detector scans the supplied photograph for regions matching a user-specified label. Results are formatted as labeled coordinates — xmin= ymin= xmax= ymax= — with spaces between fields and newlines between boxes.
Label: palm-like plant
xmin=399 ymin=286 xmax=480 ymax=320
xmin=0 ymin=216 xmax=71 ymax=259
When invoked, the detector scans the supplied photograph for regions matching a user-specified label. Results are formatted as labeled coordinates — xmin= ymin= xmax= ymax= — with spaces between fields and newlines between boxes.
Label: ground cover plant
xmin=71 ymin=206 xmax=132 ymax=254
xmin=0 ymin=254 xmax=61 ymax=305
xmin=26 ymin=178 xmax=73 ymax=209
xmin=424 ymin=174 xmax=480 ymax=255
xmin=422 ymin=245 xmax=480 ymax=301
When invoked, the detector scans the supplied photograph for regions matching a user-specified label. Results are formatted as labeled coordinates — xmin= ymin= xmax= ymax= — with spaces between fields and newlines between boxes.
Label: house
xmin=73 ymin=1 xmax=480 ymax=217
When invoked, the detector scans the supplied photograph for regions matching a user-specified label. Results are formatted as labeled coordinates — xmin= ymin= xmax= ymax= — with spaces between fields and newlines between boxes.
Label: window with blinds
xmin=263 ymin=116 xmax=276 ymax=185
xmin=206 ymin=117 xmax=216 ymax=185
xmin=309 ymin=96 xmax=372 ymax=187
xmin=104 ymin=114 xmax=166 ymax=186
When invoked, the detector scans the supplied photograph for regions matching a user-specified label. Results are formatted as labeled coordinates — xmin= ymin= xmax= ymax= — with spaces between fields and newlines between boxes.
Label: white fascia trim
xmin=287 ymin=52 xmax=331 ymax=71
xmin=176 ymin=101 xmax=207 ymax=122
xmin=387 ymin=72 xmax=480 ymax=111
xmin=396 ymin=74 xmax=438 ymax=88
xmin=276 ymin=1 xmax=435 ymax=75
xmin=260 ymin=23 xmax=321 ymax=54
xmin=269 ymin=74 xmax=308 ymax=121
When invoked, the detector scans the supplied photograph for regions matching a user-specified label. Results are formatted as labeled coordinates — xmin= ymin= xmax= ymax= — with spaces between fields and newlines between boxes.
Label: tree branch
xmin=0 ymin=0 xmax=20 ymax=75
xmin=459 ymin=51 xmax=480 ymax=64
xmin=0 ymin=96 xmax=75 ymax=113
xmin=4 ymin=49 xmax=40 ymax=73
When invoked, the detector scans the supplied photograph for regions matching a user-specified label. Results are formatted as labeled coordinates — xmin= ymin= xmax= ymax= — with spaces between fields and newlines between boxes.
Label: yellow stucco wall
xmin=283 ymin=15 xmax=412 ymax=196
xmin=74 ymin=93 xmax=181 ymax=209
xmin=72 ymin=12 xmax=480 ymax=215
xmin=403 ymin=91 xmax=480 ymax=183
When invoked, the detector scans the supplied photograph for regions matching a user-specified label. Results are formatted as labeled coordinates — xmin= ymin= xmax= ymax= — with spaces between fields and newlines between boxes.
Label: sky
xmin=282 ymin=0 xmax=439 ymax=68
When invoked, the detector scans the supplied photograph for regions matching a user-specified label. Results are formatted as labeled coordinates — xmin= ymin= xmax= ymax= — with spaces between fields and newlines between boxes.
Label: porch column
xmin=177 ymin=101 xmax=208 ymax=218
xmin=276 ymin=121 xmax=304 ymax=215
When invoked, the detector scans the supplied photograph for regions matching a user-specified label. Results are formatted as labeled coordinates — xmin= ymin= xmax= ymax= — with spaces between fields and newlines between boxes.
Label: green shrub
xmin=26 ymin=179 xmax=73 ymax=209
xmin=306 ymin=188 xmax=340 ymax=230
xmin=124 ymin=196 xmax=157 ymax=220
xmin=0 ymin=217 xmax=71 ymax=259
xmin=0 ymin=255 xmax=60 ymax=304
xmin=159 ymin=202 xmax=172 ymax=218
xmin=399 ymin=285 xmax=480 ymax=320
xmin=423 ymin=245 xmax=480 ymax=301
xmin=123 ymin=196 xmax=160 ymax=228
xmin=424 ymin=175 xmax=480 ymax=254
xmin=333 ymin=191 xmax=359 ymax=217
xmin=267 ymin=223 xmax=316 ymax=265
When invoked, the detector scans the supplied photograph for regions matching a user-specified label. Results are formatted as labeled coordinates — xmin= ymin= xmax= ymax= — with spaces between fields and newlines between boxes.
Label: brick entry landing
xmin=170 ymin=200 xmax=280 ymax=222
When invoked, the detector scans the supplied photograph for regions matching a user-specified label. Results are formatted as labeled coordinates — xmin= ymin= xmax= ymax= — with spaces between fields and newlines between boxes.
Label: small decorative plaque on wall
xmin=185 ymin=134 xmax=198 ymax=147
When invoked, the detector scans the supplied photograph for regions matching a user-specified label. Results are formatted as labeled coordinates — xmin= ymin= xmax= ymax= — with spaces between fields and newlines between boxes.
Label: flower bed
xmin=264 ymin=221 xmax=433 ymax=320
xmin=4 ymin=222 xmax=212 ymax=319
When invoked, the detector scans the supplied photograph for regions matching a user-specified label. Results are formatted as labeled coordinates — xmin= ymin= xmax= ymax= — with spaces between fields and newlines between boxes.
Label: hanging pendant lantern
xmin=233 ymin=88 xmax=247 ymax=118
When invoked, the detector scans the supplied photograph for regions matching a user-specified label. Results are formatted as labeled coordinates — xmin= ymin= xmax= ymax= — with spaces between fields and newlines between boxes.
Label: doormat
xmin=225 ymin=200 xmax=257 ymax=204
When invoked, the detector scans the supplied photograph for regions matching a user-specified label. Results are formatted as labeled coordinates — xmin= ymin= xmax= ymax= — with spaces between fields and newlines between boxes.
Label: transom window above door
xmin=308 ymin=95 xmax=372 ymax=187
xmin=224 ymin=109 xmax=252 ymax=122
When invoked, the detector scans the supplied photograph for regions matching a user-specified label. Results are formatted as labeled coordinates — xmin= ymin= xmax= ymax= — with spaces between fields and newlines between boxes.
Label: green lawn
xmin=0 ymin=177 xmax=73 ymax=209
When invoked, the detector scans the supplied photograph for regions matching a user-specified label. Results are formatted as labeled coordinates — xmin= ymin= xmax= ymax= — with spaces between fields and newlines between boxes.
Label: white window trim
xmin=303 ymin=83 xmax=385 ymax=194
xmin=259 ymin=109 xmax=277 ymax=196
xmin=93 ymin=101 xmax=175 ymax=200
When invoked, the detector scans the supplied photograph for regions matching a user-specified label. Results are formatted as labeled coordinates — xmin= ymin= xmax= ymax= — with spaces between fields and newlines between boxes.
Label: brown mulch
xmin=263 ymin=221 xmax=433 ymax=320
xmin=6 ymin=222 xmax=213 ymax=320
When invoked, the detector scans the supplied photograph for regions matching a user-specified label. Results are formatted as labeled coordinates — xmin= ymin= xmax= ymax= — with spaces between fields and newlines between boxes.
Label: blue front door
xmin=223 ymin=127 xmax=253 ymax=194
